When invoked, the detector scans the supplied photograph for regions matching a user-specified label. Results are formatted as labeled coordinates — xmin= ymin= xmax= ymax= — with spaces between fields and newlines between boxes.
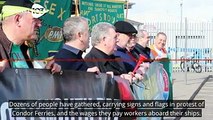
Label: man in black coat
xmin=54 ymin=16 xmax=99 ymax=72
xmin=131 ymin=29 xmax=153 ymax=62
xmin=84 ymin=22 xmax=126 ymax=75
xmin=85 ymin=22 xmax=144 ymax=82
xmin=114 ymin=21 xmax=138 ymax=72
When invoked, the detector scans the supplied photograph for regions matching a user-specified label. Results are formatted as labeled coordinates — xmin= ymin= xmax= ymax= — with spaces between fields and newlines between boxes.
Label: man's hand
xmin=87 ymin=66 xmax=100 ymax=73
xmin=132 ymin=73 xmax=143 ymax=81
xmin=128 ymin=62 xmax=150 ymax=82
xmin=0 ymin=60 xmax=8 ymax=72
xmin=45 ymin=59 xmax=61 ymax=74
xmin=120 ymin=73 xmax=133 ymax=83
xmin=136 ymin=62 xmax=150 ymax=75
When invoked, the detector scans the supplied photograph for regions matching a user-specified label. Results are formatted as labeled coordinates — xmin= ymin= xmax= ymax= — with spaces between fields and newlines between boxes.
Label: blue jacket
xmin=114 ymin=46 xmax=136 ymax=72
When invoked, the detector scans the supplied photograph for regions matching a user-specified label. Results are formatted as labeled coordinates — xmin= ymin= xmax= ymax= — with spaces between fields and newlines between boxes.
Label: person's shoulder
xmin=145 ymin=46 xmax=151 ymax=51
xmin=84 ymin=49 xmax=96 ymax=58
xmin=149 ymin=44 xmax=155 ymax=50
xmin=85 ymin=47 xmax=102 ymax=58
xmin=84 ymin=52 xmax=91 ymax=58
xmin=114 ymin=50 xmax=123 ymax=55
xmin=54 ymin=48 xmax=77 ymax=58
xmin=114 ymin=50 xmax=129 ymax=58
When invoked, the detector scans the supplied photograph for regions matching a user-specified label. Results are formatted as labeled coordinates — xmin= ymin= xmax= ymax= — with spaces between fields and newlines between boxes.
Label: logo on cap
xmin=31 ymin=4 xmax=49 ymax=18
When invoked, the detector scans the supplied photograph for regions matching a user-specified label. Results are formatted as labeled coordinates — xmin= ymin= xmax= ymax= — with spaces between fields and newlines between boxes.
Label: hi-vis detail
xmin=44 ymin=26 xmax=63 ymax=42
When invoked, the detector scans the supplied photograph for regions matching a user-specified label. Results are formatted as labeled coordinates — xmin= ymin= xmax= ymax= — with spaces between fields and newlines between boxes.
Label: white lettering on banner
xmin=42 ymin=1 xmax=67 ymax=21
xmin=57 ymin=8 xmax=66 ymax=21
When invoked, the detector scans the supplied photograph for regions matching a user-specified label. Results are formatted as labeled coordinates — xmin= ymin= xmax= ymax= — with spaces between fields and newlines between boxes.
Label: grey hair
xmin=63 ymin=16 xmax=88 ymax=42
xmin=136 ymin=29 xmax=147 ymax=38
xmin=91 ymin=22 xmax=115 ymax=46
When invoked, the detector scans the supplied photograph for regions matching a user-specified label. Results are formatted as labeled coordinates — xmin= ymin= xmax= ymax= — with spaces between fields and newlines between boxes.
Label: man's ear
xmin=78 ymin=32 xmax=84 ymax=43
xmin=101 ymin=36 xmax=107 ymax=46
xmin=101 ymin=36 xmax=107 ymax=43
xmin=14 ymin=14 xmax=21 ymax=26
xmin=102 ymin=36 xmax=106 ymax=41
xmin=78 ymin=32 xmax=83 ymax=39
xmin=78 ymin=32 xmax=81 ymax=37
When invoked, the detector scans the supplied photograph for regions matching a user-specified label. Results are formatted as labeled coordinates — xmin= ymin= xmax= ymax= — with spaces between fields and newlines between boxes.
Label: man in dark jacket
xmin=0 ymin=0 xmax=61 ymax=73
xmin=54 ymin=16 xmax=99 ymax=72
xmin=114 ymin=21 xmax=138 ymax=72
xmin=85 ymin=22 xmax=143 ymax=82
xmin=131 ymin=29 xmax=153 ymax=62
xmin=85 ymin=22 xmax=126 ymax=75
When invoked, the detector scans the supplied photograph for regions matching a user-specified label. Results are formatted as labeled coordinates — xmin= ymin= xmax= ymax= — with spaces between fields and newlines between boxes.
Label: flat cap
xmin=114 ymin=21 xmax=137 ymax=35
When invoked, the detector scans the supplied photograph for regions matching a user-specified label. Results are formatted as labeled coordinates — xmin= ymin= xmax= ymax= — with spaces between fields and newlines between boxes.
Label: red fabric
xmin=117 ymin=78 xmax=136 ymax=120
xmin=116 ymin=78 xmax=134 ymax=100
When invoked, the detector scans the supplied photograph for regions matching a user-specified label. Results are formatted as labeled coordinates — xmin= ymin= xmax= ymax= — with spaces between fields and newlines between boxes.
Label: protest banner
xmin=80 ymin=0 xmax=124 ymax=30
xmin=29 ymin=0 xmax=71 ymax=59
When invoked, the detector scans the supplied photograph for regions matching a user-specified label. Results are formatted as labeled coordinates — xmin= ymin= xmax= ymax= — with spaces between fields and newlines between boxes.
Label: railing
xmin=137 ymin=21 xmax=213 ymax=72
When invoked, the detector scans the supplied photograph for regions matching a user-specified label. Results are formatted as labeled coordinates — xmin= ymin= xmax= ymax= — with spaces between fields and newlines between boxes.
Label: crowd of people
xmin=0 ymin=0 xmax=168 ymax=83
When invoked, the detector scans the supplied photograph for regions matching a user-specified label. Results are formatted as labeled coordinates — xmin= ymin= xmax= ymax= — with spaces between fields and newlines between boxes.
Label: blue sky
xmin=127 ymin=0 xmax=213 ymax=22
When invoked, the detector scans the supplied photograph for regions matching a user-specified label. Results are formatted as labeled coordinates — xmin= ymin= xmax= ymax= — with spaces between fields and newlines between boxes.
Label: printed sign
xmin=80 ymin=0 xmax=124 ymax=30
xmin=29 ymin=0 xmax=71 ymax=59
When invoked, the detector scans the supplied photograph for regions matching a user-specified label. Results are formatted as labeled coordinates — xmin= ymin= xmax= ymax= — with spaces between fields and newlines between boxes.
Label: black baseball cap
xmin=4 ymin=0 xmax=33 ymax=8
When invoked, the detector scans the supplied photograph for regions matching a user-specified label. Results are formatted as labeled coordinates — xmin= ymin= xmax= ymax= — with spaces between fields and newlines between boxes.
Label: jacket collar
xmin=0 ymin=25 xmax=13 ymax=53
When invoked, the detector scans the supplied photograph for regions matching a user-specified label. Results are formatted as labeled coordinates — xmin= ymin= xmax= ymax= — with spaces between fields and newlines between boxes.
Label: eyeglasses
xmin=126 ymin=33 xmax=136 ymax=39
xmin=104 ymin=34 xmax=118 ymax=41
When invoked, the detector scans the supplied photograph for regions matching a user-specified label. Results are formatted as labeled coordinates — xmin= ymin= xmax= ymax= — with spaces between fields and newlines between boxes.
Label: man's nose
xmin=35 ymin=19 xmax=42 ymax=27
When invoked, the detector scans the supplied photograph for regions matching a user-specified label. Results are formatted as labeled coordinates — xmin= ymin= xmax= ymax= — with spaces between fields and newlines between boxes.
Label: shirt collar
xmin=62 ymin=44 xmax=83 ymax=56
xmin=116 ymin=45 xmax=127 ymax=52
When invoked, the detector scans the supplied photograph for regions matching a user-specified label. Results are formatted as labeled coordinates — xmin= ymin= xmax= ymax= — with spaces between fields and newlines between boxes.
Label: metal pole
xmin=180 ymin=0 xmax=183 ymax=32
xmin=75 ymin=0 xmax=79 ymax=16
xmin=184 ymin=17 xmax=188 ymax=85
xmin=177 ymin=0 xmax=183 ymax=63
xmin=175 ymin=36 xmax=177 ymax=63
xmin=125 ymin=0 xmax=129 ymax=20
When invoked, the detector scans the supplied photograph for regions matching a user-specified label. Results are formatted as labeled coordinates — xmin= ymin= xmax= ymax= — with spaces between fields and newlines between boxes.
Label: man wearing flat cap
xmin=0 ymin=0 xmax=61 ymax=73
xmin=114 ymin=21 xmax=137 ymax=72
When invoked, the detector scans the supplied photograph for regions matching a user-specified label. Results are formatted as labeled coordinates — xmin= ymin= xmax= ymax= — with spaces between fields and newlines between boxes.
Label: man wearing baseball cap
xmin=0 ymin=0 xmax=61 ymax=73
xmin=114 ymin=21 xmax=138 ymax=72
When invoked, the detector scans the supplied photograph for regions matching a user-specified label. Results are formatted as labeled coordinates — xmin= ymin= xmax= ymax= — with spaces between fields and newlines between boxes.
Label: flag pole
xmin=75 ymin=0 xmax=79 ymax=16
xmin=125 ymin=0 xmax=129 ymax=20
